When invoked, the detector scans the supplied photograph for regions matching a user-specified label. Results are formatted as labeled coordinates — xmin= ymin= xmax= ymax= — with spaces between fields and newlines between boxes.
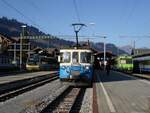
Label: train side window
xmin=120 ymin=59 xmax=126 ymax=64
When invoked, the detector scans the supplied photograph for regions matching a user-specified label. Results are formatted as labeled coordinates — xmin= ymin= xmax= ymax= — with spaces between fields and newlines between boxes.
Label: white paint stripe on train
xmin=113 ymin=71 xmax=150 ymax=85
xmin=98 ymin=75 xmax=116 ymax=113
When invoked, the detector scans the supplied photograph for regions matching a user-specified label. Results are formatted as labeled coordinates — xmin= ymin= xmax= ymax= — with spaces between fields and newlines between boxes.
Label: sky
xmin=0 ymin=0 xmax=150 ymax=48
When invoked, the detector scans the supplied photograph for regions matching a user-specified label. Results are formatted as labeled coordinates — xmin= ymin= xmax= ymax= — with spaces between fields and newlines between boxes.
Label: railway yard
xmin=0 ymin=0 xmax=150 ymax=113
xmin=0 ymin=70 xmax=149 ymax=113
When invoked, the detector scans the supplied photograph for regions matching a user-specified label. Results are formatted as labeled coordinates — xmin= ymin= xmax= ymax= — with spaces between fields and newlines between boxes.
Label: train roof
xmin=132 ymin=52 xmax=150 ymax=61
xmin=132 ymin=52 xmax=150 ymax=58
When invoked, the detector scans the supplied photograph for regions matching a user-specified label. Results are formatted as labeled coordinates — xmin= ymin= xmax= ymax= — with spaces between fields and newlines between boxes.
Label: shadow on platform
xmin=93 ymin=70 xmax=138 ymax=83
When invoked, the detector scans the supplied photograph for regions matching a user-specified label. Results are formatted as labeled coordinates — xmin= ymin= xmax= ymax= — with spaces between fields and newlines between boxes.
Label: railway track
xmin=41 ymin=86 xmax=86 ymax=113
xmin=0 ymin=74 xmax=58 ymax=102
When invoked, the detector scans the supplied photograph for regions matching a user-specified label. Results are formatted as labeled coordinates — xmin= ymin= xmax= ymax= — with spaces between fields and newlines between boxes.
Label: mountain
xmin=0 ymin=17 xmax=127 ymax=55
xmin=32 ymin=38 xmax=74 ymax=48
xmin=0 ymin=17 xmax=45 ymax=37
xmin=119 ymin=45 xmax=133 ymax=55
xmin=0 ymin=17 xmax=74 ymax=48
xmin=92 ymin=42 xmax=128 ymax=55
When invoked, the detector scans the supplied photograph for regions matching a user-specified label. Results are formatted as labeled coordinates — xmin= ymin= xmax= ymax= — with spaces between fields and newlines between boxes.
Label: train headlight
xmin=85 ymin=66 xmax=90 ymax=70
xmin=61 ymin=66 xmax=66 ymax=69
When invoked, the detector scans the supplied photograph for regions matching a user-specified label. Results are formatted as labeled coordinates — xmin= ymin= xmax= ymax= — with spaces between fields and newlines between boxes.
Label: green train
xmin=114 ymin=55 xmax=133 ymax=73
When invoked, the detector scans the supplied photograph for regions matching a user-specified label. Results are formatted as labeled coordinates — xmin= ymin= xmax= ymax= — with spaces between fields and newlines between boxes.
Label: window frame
xmin=80 ymin=52 xmax=92 ymax=63
xmin=60 ymin=52 xmax=71 ymax=63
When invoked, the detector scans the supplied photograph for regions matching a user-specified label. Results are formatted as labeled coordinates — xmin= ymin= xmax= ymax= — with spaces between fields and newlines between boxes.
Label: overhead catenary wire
xmin=1 ymin=0 xmax=45 ymax=32
xmin=15 ymin=35 xmax=105 ymax=43
xmin=73 ymin=0 xmax=81 ymax=22
xmin=124 ymin=0 xmax=137 ymax=25
xmin=56 ymin=35 xmax=105 ymax=38
xmin=119 ymin=35 xmax=150 ymax=38
xmin=23 ymin=0 xmax=52 ymax=34
xmin=56 ymin=35 xmax=106 ymax=42
xmin=25 ymin=0 xmax=40 ymax=11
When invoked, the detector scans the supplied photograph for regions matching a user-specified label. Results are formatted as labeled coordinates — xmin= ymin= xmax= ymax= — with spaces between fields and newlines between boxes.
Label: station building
xmin=94 ymin=51 xmax=116 ymax=68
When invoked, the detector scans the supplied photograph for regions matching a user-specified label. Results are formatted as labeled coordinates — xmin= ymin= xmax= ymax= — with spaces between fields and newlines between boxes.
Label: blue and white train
xmin=58 ymin=48 xmax=94 ymax=86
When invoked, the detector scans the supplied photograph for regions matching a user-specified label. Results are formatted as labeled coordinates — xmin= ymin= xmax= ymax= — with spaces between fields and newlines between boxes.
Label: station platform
xmin=94 ymin=70 xmax=150 ymax=113
xmin=132 ymin=73 xmax=150 ymax=79
xmin=0 ymin=70 xmax=28 ymax=76
xmin=0 ymin=71 xmax=58 ymax=85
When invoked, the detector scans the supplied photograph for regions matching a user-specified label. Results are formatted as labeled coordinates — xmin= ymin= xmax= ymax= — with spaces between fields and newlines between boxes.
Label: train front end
xmin=26 ymin=58 xmax=40 ymax=71
xmin=59 ymin=49 xmax=94 ymax=85
xmin=116 ymin=56 xmax=133 ymax=73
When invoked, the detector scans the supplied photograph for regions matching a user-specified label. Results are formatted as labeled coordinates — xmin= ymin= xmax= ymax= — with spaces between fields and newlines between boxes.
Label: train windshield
xmin=80 ymin=52 xmax=91 ymax=63
xmin=27 ymin=59 xmax=37 ymax=65
xmin=60 ymin=52 xmax=71 ymax=63
xmin=126 ymin=59 xmax=132 ymax=64
xmin=120 ymin=58 xmax=132 ymax=64
xmin=72 ymin=52 xmax=79 ymax=64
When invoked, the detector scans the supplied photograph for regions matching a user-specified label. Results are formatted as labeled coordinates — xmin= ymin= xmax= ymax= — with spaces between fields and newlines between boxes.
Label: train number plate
xmin=71 ymin=71 xmax=80 ymax=76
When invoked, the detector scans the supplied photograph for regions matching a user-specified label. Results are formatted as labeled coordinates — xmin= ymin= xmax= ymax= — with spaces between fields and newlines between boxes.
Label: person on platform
xmin=106 ymin=62 xmax=111 ymax=75
xmin=94 ymin=58 xmax=100 ymax=70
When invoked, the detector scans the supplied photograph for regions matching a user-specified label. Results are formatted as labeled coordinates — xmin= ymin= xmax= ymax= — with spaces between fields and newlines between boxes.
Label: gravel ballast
xmin=0 ymin=79 xmax=69 ymax=113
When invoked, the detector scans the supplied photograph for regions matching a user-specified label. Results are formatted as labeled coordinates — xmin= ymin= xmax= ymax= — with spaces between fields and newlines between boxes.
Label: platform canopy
xmin=94 ymin=51 xmax=116 ymax=61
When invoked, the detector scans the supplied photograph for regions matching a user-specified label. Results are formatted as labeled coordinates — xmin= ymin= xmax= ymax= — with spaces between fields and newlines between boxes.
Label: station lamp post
xmin=88 ymin=22 xmax=96 ymax=47
xmin=20 ymin=25 xmax=26 ymax=70
xmin=103 ymin=36 xmax=106 ymax=70
xmin=89 ymin=22 xmax=95 ymax=36
xmin=72 ymin=23 xmax=86 ymax=48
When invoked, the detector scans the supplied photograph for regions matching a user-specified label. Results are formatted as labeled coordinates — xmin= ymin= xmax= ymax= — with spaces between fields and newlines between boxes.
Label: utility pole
xmin=103 ymin=36 xmax=106 ymax=70
xmin=28 ymin=42 xmax=30 ymax=58
xmin=72 ymin=23 xmax=86 ymax=48
xmin=133 ymin=40 xmax=135 ymax=55
xmin=88 ymin=23 xmax=95 ymax=48
xmin=14 ymin=43 xmax=16 ymax=65
xmin=117 ymin=47 xmax=119 ymax=56
xmin=89 ymin=22 xmax=95 ymax=36
xmin=88 ymin=39 xmax=90 ymax=48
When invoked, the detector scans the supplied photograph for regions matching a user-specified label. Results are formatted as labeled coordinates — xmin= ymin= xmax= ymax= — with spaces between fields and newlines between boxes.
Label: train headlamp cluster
xmin=61 ymin=66 xmax=66 ymax=69
xmin=85 ymin=66 xmax=90 ymax=70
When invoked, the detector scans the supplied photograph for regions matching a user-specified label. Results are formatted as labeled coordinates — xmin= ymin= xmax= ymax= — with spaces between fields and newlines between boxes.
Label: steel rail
xmin=0 ymin=75 xmax=58 ymax=102
xmin=41 ymin=87 xmax=86 ymax=113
